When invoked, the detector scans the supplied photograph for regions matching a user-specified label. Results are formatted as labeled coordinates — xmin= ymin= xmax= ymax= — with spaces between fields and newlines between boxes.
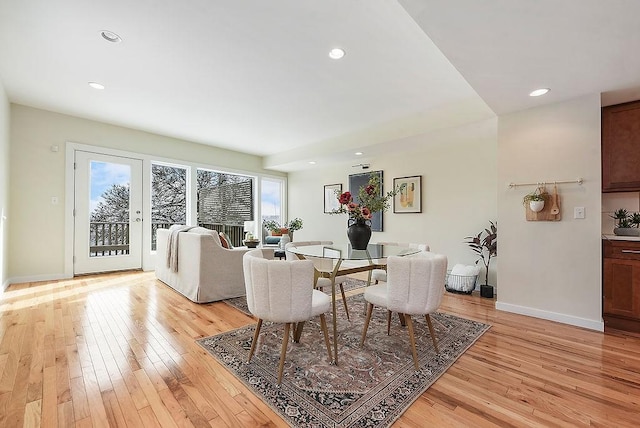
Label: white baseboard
xmin=496 ymin=301 xmax=604 ymax=332
xmin=6 ymin=273 xmax=73 ymax=287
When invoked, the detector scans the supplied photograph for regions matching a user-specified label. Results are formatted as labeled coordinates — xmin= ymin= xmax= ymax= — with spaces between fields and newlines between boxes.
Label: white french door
xmin=73 ymin=151 xmax=143 ymax=274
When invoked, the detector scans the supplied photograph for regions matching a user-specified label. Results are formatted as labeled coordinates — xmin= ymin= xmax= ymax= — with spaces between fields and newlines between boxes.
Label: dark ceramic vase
xmin=347 ymin=218 xmax=372 ymax=250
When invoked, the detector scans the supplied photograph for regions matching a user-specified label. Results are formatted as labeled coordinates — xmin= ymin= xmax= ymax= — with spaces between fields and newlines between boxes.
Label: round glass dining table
xmin=287 ymin=243 xmax=421 ymax=364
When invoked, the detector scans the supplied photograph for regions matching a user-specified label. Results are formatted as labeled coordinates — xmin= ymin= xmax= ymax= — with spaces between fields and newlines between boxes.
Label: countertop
xmin=602 ymin=234 xmax=640 ymax=241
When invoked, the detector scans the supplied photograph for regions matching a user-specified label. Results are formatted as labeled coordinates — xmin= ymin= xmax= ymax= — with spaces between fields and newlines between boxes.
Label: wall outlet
xmin=574 ymin=206 xmax=585 ymax=219
xmin=51 ymin=196 xmax=59 ymax=205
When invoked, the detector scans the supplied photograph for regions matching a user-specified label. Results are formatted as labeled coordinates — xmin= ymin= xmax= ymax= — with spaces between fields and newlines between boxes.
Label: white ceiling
xmin=1 ymin=0 xmax=639 ymax=171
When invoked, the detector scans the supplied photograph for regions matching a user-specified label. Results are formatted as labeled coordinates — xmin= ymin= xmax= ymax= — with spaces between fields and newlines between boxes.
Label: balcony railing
xmin=150 ymin=222 xmax=245 ymax=250
xmin=90 ymin=222 xmax=130 ymax=256
xmin=90 ymin=222 xmax=247 ymax=255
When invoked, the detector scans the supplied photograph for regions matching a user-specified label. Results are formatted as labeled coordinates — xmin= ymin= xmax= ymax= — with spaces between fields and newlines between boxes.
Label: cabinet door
xmin=603 ymin=258 xmax=640 ymax=318
xmin=602 ymin=101 xmax=640 ymax=192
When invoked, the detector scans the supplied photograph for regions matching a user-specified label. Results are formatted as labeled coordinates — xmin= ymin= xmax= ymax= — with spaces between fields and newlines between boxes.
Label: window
xmin=261 ymin=178 xmax=284 ymax=238
xmin=150 ymin=163 xmax=187 ymax=250
xmin=197 ymin=169 xmax=254 ymax=246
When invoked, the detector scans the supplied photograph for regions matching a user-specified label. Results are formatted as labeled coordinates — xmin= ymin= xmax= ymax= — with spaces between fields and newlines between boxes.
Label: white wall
xmin=497 ymin=94 xmax=603 ymax=330
xmin=288 ymin=118 xmax=498 ymax=286
xmin=8 ymin=104 xmax=284 ymax=281
xmin=0 ymin=79 xmax=9 ymax=290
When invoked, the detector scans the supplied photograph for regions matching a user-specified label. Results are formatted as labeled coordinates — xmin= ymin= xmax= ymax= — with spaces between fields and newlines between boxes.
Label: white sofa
xmin=156 ymin=226 xmax=260 ymax=303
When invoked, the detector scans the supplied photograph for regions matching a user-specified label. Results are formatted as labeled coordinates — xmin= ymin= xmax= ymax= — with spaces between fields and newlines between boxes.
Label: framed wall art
xmin=393 ymin=175 xmax=422 ymax=213
xmin=324 ymin=183 xmax=342 ymax=213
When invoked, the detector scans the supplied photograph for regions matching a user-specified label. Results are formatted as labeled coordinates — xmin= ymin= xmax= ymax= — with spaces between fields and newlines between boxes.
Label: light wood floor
xmin=1 ymin=271 xmax=639 ymax=427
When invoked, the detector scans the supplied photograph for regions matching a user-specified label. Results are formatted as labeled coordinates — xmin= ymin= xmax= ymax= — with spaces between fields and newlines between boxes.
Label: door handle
xmin=135 ymin=218 xmax=142 ymax=222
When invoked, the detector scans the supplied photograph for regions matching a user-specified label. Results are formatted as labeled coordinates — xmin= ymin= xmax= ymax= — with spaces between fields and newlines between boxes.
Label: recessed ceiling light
xmin=88 ymin=82 xmax=105 ymax=90
xmin=355 ymin=152 xmax=363 ymax=156
xmin=529 ymin=88 xmax=550 ymax=97
xmin=101 ymin=30 xmax=122 ymax=43
xmin=308 ymin=161 xmax=316 ymax=165
xmin=329 ymin=48 xmax=345 ymax=60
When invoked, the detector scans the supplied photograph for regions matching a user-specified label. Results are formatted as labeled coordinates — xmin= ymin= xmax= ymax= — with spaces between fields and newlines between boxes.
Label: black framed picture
xmin=349 ymin=170 xmax=383 ymax=231
xmin=324 ymin=183 xmax=342 ymax=213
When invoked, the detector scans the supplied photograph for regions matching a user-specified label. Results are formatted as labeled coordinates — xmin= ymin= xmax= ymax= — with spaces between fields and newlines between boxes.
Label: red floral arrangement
xmin=331 ymin=173 xmax=396 ymax=221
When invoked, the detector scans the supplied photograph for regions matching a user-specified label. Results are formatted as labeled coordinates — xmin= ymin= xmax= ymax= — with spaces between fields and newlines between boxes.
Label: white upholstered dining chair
xmin=285 ymin=241 xmax=352 ymax=320
xmin=243 ymin=249 xmax=332 ymax=384
xmin=361 ymin=251 xmax=447 ymax=370
xmin=370 ymin=242 xmax=430 ymax=284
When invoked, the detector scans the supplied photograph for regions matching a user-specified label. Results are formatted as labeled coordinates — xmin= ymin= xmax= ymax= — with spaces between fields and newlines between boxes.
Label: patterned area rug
xmin=199 ymin=293 xmax=490 ymax=427
xmin=223 ymin=277 xmax=369 ymax=317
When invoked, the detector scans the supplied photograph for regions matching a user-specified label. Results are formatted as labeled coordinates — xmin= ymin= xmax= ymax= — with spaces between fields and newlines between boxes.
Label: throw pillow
xmin=221 ymin=232 xmax=234 ymax=249
xmin=218 ymin=232 xmax=230 ymax=249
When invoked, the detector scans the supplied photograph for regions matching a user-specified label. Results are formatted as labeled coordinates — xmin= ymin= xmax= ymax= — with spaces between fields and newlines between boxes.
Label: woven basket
xmin=445 ymin=272 xmax=477 ymax=294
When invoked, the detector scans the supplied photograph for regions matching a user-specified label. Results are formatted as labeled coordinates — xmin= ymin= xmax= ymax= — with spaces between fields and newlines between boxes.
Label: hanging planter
xmin=529 ymin=199 xmax=545 ymax=212
xmin=522 ymin=187 xmax=547 ymax=213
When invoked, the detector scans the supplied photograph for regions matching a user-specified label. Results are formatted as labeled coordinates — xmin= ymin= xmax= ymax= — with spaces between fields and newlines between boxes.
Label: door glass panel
xmin=89 ymin=161 xmax=131 ymax=257
xmin=151 ymin=164 xmax=187 ymax=250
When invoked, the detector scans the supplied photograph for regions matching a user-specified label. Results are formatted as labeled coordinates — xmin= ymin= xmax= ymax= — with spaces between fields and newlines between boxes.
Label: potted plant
xmin=464 ymin=221 xmax=497 ymax=298
xmin=522 ymin=189 xmax=547 ymax=212
xmin=262 ymin=218 xmax=304 ymax=240
xmin=286 ymin=218 xmax=304 ymax=240
xmin=263 ymin=219 xmax=284 ymax=236
xmin=611 ymin=208 xmax=640 ymax=236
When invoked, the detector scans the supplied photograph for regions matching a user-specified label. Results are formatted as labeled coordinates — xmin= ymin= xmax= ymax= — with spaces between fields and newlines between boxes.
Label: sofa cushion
xmin=265 ymin=236 xmax=281 ymax=245
xmin=186 ymin=226 xmax=222 ymax=246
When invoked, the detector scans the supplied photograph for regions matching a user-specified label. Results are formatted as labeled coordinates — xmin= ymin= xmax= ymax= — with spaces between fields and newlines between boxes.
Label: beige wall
xmin=288 ymin=118 xmax=499 ymax=286
xmin=0 ymin=80 xmax=9 ymax=290
xmin=8 ymin=104 xmax=283 ymax=281
xmin=7 ymin=95 xmax=605 ymax=330
xmin=497 ymin=94 xmax=603 ymax=330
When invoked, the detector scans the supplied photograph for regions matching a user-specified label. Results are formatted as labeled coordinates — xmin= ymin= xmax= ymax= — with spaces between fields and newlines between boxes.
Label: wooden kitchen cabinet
xmin=603 ymin=240 xmax=640 ymax=332
xmin=602 ymin=100 xmax=640 ymax=192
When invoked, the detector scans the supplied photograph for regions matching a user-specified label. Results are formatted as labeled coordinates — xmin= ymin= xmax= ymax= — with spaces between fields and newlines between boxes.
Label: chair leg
xmin=398 ymin=312 xmax=406 ymax=327
xmin=277 ymin=323 xmax=291 ymax=385
xmin=360 ymin=303 xmax=374 ymax=346
xmin=248 ymin=319 xmax=263 ymax=362
xmin=293 ymin=321 xmax=305 ymax=343
xmin=425 ymin=314 xmax=439 ymax=353
xmin=339 ymin=283 xmax=350 ymax=320
xmin=319 ymin=314 xmax=332 ymax=361
xmin=405 ymin=315 xmax=420 ymax=370
xmin=386 ymin=310 xmax=392 ymax=335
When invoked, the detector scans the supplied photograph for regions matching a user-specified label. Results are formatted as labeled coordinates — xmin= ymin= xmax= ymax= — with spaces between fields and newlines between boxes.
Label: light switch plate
xmin=574 ymin=206 xmax=585 ymax=219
